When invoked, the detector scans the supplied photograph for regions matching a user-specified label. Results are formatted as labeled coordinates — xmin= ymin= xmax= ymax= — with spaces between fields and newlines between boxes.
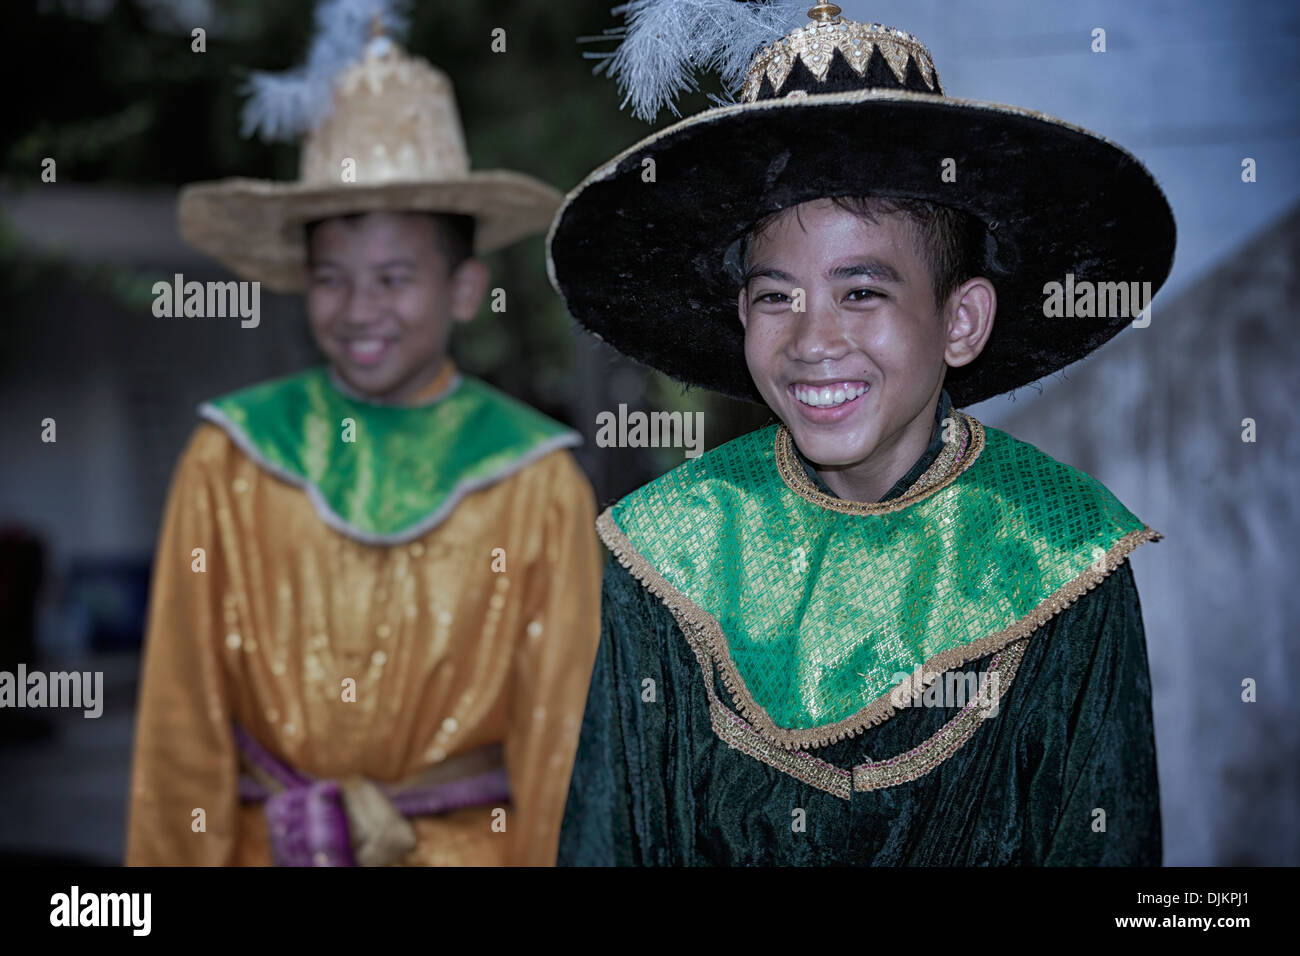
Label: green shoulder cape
xmin=597 ymin=413 xmax=1159 ymax=750
xmin=198 ymin=367 xmax=580 ymax=545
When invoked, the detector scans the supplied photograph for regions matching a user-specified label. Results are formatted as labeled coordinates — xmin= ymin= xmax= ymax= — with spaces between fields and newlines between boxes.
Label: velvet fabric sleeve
xmin=558 ymin=557 xmax=1161 ymax=866
xmin=553 ymin=554 xmax=686 ymax=868
xmin=1034 ymin=562 xmax=1162 ymax=865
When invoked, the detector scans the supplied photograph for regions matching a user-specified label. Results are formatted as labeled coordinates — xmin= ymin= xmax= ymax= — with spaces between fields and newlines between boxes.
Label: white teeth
xmin=348 ymin=339 xmax=385 ymax=356
xmin=793 ymin=383 xmax=867 ymax=408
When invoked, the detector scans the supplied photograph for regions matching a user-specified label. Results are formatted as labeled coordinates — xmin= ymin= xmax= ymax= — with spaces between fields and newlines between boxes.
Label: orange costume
xmin=127 ymin=4 xmax=594 ymax=866
xmin=126 ymin=365 xmax=601 ymax=865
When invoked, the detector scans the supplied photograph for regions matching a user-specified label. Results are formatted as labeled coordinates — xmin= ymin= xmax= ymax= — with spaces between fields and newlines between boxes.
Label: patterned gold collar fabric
xmin=600 ymin=414 xmax=1159 ymax=750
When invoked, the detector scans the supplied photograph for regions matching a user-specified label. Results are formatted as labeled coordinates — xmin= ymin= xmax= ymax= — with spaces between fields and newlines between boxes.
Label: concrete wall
xmin=992 ymin=204 xmax=1300 ymax=865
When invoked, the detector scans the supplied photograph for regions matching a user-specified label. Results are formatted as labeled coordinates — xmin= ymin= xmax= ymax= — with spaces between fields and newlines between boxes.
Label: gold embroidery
xmin=774 ymin=411 xmax=983 ymax=516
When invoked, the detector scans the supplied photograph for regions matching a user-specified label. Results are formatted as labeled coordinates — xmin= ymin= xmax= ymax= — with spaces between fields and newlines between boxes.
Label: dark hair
xmin=303 ymin=211 xmax=476 ymax=272
xmin=738 ymin=196 xmax=986 ymax=307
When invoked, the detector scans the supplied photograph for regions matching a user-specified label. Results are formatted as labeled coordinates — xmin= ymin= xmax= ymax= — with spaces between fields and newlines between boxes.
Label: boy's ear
xmin=944 ymin=277 xmax=996 ymax=369
xmin=448 ymin=257 xmax=490 ymax=323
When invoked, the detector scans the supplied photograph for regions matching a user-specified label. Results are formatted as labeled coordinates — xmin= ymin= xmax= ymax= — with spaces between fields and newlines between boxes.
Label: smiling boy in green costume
xmin=547 ymin=1 xmax=1174 ymax=866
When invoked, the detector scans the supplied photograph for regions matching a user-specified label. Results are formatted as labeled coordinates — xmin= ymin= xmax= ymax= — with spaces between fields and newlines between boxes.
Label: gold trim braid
xmin=711 ymin=704 xmax=853 ymax=799
xmin=775 ymin=411 xmax=983 ymax=515
xmin=707 ymin=639 xmax=1029 ymax=799
xmin=852 ymin=640 xmax=1027 ymax=792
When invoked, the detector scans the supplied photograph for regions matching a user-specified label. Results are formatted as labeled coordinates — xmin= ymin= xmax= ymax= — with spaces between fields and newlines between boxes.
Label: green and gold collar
xmin=199 ymin=366 xmax=580 ymax=545
xmin=599 ymin=412 xmax=1158 ymax=750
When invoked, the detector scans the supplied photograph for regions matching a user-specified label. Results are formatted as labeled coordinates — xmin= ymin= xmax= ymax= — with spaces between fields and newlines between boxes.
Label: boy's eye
xmin=380 ymin=273 xmax=412 ymax=287
xmin=846 ymin=288 xmax=884 ymax=302
xmin=311 ymin=271 xmax=341 ymax=287
xmin=756 ymin=291 xmax=790 ymax=304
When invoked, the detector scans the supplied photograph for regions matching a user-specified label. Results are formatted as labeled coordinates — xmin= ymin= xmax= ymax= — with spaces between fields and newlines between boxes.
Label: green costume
xmin=559 ymin=392 xmax=1162 ymax=864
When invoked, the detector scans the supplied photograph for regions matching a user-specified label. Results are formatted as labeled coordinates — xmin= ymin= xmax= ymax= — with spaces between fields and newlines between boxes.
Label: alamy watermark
xmin=50 ymin=886 xmax=150 ymax=936
xmin=0 ymin=664 xmax=103 ymax=718
xmin=152 ymin=273 xmax=260 ymax=328
xmin=1042 ymin=273 xmax=1152 ymax=328
xmin=889 ymin=663 xmax=1001 ymax=719
xmin=595 ymin=404 xmax=704 ymax=459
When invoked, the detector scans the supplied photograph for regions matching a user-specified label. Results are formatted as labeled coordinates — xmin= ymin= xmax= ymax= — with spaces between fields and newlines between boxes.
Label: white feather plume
xmin=241 ymin=0 xmax=411 ymax=142
xmin=584 ymin=0 xmax=805 ymax=122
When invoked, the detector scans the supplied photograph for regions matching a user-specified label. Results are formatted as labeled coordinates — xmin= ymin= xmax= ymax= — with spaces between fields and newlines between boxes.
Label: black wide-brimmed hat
xmin=548 ymin=1 xmax=1176 ymax=407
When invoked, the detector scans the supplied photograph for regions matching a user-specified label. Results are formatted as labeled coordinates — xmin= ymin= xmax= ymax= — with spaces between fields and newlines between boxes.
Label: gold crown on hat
xmin=740 ymin=2 xmax=941 ymax=102
xmin=297 ymin=27 xmax=472 ymax=189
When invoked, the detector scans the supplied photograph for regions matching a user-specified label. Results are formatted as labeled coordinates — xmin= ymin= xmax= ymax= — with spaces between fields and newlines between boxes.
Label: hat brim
xmin=547 ymin=88 xmax=1176 ymax=407
xmin=179 ymin=170 xmax=563 ymax=292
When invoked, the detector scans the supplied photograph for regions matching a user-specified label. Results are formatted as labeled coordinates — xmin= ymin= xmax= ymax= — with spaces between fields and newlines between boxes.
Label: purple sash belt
xmin=234 ymin=724 xmax=511 ymax=866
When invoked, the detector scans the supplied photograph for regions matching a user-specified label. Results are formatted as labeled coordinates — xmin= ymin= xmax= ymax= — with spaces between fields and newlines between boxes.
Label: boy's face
xmin=738 ymin=199 xmax=991 ymax=488
xmin=305 ymin=211 xmax=487 ymax=404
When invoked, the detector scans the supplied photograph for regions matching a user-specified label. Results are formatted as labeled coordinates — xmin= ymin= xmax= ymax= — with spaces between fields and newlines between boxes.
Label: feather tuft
xmin=583 ymin=0 xmax=804 ymax=122
xmin=241 ymin=0 xmax=412 ymax=142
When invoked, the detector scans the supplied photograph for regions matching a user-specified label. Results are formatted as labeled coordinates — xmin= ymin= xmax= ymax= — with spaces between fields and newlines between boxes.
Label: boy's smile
xmin=738 ymin=198 xmax=994 ymax=502
xmin=305 ymin=211 xmax=487 ymax=405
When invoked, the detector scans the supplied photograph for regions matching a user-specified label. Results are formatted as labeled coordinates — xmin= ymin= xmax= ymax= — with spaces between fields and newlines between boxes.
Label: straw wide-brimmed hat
xmin=547 ymin=1 xmax=1176 ymax=407
xmin=180 ymin=35 xmax=562 ymax=293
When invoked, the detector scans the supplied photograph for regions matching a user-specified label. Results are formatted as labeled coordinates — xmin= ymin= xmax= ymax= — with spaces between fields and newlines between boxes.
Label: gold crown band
xmin=741 ymin=17 xmax=940 ymax=103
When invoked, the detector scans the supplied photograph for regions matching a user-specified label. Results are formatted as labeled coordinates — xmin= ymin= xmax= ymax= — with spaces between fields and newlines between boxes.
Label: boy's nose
xmin=790 ymin=298 xmax=851 ymax=363
xmin=342 ymin=282 xmax=386 ymax=326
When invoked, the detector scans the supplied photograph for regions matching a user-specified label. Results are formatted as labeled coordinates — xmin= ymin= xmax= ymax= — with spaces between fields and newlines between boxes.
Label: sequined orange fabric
xmin=125 ymin=423 xmax=602 ymax=866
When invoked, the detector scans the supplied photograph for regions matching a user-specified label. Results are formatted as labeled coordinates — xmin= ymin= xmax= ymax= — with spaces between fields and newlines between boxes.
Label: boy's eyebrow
xmin=828 ymin=260 xmax=904 ymax=283
xmin=742 ymin=261 xmax=906 ymax=284
xmin=743 ymin=266 xmax=797 ymax=284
